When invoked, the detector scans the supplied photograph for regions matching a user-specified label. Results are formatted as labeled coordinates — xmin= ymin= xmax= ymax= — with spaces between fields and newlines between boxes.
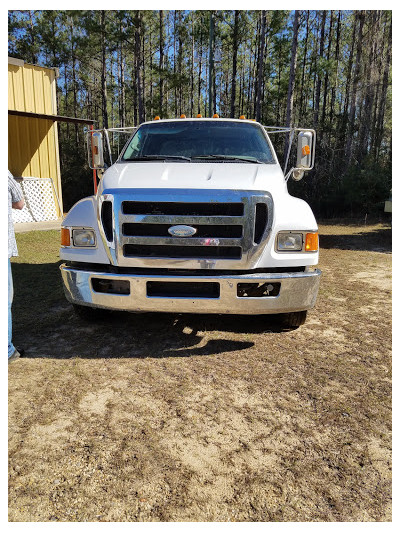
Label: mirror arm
xmin=285 ymin=167 xmax=294 ymax=181
xmin=283 ymin=130 xmax=295 ymax=175
xmin=104 ymin=129 xmax=113 ymax=166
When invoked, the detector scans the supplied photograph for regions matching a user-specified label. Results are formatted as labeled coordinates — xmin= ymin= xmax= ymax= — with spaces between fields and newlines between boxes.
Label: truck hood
xmin=99 ymin=161 xmax=287 ymax=195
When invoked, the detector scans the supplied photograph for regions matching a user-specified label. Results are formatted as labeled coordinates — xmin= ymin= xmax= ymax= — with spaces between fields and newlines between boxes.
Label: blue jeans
xmin=8 ymin=259 xmax=16 ymax=358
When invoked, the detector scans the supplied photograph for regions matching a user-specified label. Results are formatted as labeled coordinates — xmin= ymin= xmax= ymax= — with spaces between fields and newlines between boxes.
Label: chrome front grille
xmin=99 ymin=188 xmax=273 ymax=269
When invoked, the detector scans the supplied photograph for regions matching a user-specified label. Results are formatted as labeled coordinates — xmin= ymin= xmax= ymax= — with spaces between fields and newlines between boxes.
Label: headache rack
xmin=86 ymin=122 xmax=315 ymax=181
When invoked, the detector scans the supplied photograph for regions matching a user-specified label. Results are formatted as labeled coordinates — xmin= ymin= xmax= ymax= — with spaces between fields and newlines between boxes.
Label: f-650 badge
xmin=168 ymin=225 xmax=197 ymax=237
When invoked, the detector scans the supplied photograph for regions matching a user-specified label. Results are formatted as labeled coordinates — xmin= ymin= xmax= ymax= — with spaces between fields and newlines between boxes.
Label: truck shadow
xmin=11 ymin=262 xmax=293 ymax=361
xmin=319 ymin=225 xmax=391 ymax=253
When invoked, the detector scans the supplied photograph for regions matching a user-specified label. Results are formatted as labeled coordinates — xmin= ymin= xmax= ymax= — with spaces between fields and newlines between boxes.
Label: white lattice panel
xmin=12 ymin=177 xmax=59 ymax=224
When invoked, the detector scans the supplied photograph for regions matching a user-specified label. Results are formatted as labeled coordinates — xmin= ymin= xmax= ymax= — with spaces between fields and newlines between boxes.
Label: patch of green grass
xmin=13 ymin=230 xmax=61 ymax=264
xmin=11 ymin=230 xmax=64 ymax=331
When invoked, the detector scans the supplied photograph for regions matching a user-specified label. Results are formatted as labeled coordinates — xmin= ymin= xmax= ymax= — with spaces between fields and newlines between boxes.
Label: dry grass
xmin=8 ymin=222 xmax=391 ymax=522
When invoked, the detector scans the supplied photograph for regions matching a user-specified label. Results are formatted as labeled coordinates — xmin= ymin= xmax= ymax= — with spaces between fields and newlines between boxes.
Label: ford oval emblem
xmin=168 ymin=225 xmax=197 ymax=237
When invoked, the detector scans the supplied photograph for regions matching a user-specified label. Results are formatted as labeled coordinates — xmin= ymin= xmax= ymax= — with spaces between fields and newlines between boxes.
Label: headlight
xmin=276 ymin=232 xmax=303 ymax=251
xmin=72 ymin=229 xmax=96 ymax=247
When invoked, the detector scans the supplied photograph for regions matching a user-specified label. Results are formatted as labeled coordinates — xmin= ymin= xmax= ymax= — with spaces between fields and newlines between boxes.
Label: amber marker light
xmin=154 ymin=115 xmax=160 ymax=120
xmin=61 ymin=227 xmax=71 ymax=247
xmin=302 ymin=145 xmax=311 ymax=156
xmin=180 ymin=114 xmax=186 ymax=118
xmin=196 ymin=114 xmax=202 ymax=118
xmin=305 ymin=232 xmax=319 ymax=252
xmin=213 ymin=113 xmax=219 ymax=118
xmin=239 ymin=115 xmax=246 ymax=119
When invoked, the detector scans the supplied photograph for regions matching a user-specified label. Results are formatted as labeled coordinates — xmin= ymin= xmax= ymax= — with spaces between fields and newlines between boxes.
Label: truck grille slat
xmin=124 ymin=244 xmax=242 ymax=259
xmin=123 ymin=223 xmax=243 ymax=238
xmin=123 ymin=237 xmax=241 ymax=246
xmin=122 ymin=201 xmax=244 ymax=216
xmin=120 ymin=214 xmax=244 ymax=225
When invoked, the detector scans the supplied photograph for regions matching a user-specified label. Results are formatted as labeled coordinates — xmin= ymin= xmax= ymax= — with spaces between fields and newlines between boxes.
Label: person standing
xmin=8 ymin=171 xmax=24 ymax=363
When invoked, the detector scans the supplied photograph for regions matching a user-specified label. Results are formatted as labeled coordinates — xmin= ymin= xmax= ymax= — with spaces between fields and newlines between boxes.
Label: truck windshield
xmin=121 ymin=121 xmax=275 ymax=164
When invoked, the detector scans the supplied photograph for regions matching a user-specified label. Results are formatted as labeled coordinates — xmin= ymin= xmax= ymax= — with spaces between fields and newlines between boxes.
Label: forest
xmin=8 ymin=10 xmax=392 ymax=216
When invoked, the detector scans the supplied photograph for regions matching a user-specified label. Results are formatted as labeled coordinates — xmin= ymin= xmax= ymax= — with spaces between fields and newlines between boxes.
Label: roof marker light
xmin=239 ymin=115 xmax=246 ymax=119
xmin=180 ymin=114 xmax=186 ymax=119
xmin=154 ymin=115 xmax=160 ymax=120
xmin=196 ymin=114 xmax=202 ymax=118
xmin=213 ymin=113 xmax=219 ymax=118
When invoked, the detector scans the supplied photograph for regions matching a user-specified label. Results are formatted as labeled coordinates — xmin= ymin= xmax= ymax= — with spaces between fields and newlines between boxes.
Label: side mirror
xmin=91 ymin=131 xmax=104 ymax=169
xmin=296 ymin=131 xmax=313 ymax=170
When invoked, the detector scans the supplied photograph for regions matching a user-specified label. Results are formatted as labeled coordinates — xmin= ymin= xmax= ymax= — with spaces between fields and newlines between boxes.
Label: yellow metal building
xmin=8 ymin=57 xmax=63 ymax=215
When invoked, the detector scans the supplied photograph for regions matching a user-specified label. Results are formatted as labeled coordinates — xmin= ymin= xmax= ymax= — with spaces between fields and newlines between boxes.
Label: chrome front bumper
xmin=60 ymin=264 xmax=321 ymax=315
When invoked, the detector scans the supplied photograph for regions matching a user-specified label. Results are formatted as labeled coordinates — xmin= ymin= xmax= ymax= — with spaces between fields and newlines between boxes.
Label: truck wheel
xmin=280 ymin=310 xmax=308 ymax=328
xmin=72 ymin=304 xmax=109 ymax=321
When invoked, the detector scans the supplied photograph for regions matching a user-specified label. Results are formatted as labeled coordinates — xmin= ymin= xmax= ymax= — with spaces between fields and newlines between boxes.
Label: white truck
xmin=60 ymin=117 xmax=321 ymax=327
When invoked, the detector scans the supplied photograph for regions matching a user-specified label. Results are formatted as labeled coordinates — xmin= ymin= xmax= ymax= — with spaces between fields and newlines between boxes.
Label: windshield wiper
xmin=127 ymin=154 xmax=191 ymax=161
xmin=191 ymin=154 xmax=264 ymax=164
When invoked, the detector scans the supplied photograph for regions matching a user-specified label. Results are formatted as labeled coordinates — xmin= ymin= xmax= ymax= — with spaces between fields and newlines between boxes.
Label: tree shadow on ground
xmin=319 ymin=226 xmax=391 ymax=253
xmin=11 ymin=263 xmax=293 ymax=361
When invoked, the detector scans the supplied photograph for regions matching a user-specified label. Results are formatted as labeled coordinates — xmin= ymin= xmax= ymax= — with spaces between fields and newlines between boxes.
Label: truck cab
xmin=60 ymin=117 xmax=321 ymax=327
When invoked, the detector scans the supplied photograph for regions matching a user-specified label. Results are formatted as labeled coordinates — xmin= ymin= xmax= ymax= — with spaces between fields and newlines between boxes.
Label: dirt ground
xmin=8 ymin=222 xmax=392 ymax=522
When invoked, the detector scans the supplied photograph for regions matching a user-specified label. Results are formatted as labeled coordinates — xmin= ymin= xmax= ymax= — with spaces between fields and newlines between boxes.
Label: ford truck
xmin=60 ymin=117 xmax=321 ymax=327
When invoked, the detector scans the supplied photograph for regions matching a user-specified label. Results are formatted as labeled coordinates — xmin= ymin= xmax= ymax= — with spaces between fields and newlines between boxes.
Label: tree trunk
xmin=284 ymin=10 xmax=301 ymax=164
xmin=119 ymin=21 xmax=126 ymax=127
xmin=69 ymin=16 xmax=79 ymax=149
xmin=321 ymin=11 xmax=334 ymax=140
xmin=370 ymin=11 xmax=383 ymax=158
xmin=276 ymin=41 xmax=281 ymax=124
xmin=142 ymin=22 xmax=146 ymax=122
xmin=28 ymin=11 xmax=38 ymax=64
xmin=374 ymin=14 xmax=391 ymax=159
xmin=313 ymin=10 xmax=326 ymax=128
xmin=149 ymin=24 xmax=153 ymax=119
xmin=135 ymin=11 xmax=144 ymax=123
xmin=101 ymin=11 xmax=109 ymax=129
xmin=329 ymin=10 xmax=341 ymax=143
xmin=208 ymin=11 xmax=215 ymax=116
xmin=357 ymin=12 xmax=378 ymax=161
xmin=191 ymin=13 xmax=195 ymax=117
xmin=345 ymin=11 xmax=365 ymax=163
xmin=173 ymin=11 xmax=177 ymax=116
xmin=230 ymin=10 xmax=240 ymax=118
xmin=239 ymin=64 xmax=244 ymax=115
xmin=255 ymin=11 xmax=267 ymax=122
xmin=177 ymin=11 xmax=183 ymax=115
xmin=299 ymin=11 xmax=310 ymax=123
xmin=197 ymin=22 xmax=203 ymax=115
xmin=159 ymin=10 xmax=164 ymax=117
xmin=308 ymin=12 xmax=319 ymax=117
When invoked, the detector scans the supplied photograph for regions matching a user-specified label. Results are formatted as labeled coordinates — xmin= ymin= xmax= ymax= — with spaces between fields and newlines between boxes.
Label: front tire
xmin=280 ymin=310 xmax=308 ymax=328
